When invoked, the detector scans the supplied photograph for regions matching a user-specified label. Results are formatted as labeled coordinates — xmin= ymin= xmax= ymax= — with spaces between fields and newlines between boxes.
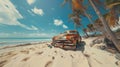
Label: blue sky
xmin=1 ymin=0 xmax=115 ymax=38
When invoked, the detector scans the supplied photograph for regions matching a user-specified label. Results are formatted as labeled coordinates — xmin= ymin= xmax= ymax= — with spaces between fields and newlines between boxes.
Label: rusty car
xmin=51 ymin=30 xmax=82 ymax=50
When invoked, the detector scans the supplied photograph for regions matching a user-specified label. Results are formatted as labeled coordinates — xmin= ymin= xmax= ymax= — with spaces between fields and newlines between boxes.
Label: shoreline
xmin=0 ymin=38 xmax=51 ymax=47
xmin=0 ymin=41 xmax=51 ymax=50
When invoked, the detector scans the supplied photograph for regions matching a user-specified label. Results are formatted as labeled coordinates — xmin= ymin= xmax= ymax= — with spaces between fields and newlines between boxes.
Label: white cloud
xmin=0 ymin=18 xmax=3 ymax=21
xmin=54 ymin=19 xmax=63 ymax=26
xmin=19 ymin=24 xmax=39 ymax=30
xmin=28 ymin=33 xmax=49 ymax=37
xmin=27 ymin=10 xmax=35 ymax=16
xmin=63 ymin=24 xmax=68 ymax=29
xmin=53 ymin=19 xmax=68 ymax=29
xmin=27 ymin=0 xmax=35 ymax=5
xmin=31 ymin=7 xmax=44 ymax=16
xmin=31 ymin=25 xmax=38 ymax=30
xmin=0 ymin=0 xmax=37 ymax=30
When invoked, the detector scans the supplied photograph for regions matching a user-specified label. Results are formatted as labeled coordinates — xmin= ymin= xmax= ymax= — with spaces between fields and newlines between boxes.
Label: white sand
xmin=0 ymin=38 xmax=119 ymax=67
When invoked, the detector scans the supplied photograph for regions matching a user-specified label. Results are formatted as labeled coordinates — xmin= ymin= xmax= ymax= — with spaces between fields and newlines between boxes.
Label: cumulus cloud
xmin=63 ymin=24 xmax=68 ymax=29
xmin=0 ymin=0 xmax=37 ymax=30
xmin=20 ymin=24 xmax=39 ymax=30
xmin=53 ymin=19 xmax=68 ymax=29
xmin=54 ymin=19 xmax=63 ymax=26
xmin=0 ymin=0 xmax=23 ymax=25
xmin=31 ymin=25 xmax=38 ymax=30
xmin=31 ymin=7 xmax=44 ymax=16
xmin=0 ymin=18 xmax=3 ymax=21
xmin=27 ymin=0 xmax=35 ymax=5
xmin=27 ymin=10 xmax=35 ymax=16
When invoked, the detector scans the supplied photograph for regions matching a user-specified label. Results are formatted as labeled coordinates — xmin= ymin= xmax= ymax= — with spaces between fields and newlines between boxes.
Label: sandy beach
xmin=0 ymin=37 xmax=120 ymax=67
xmin=1 ymin=0 xmax=120 ymax=67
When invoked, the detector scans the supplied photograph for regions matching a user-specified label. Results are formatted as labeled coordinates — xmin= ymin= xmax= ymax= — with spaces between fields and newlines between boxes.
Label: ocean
xmin=0 ymin=38 xmax=51 ymax=46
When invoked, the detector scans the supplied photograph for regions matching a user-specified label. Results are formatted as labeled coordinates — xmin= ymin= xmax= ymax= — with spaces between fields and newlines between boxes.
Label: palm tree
xmin=103 ymin=13 xmax=120 ymax=28
xmin=88 ymin=0 xmax=120 ymax=51
xmin=87 ymin=24 xmax=95 ymax=32
xmin=68 ymin=13 xmax=81 ymax=30
xmin=62 ymin=0 xmax=120 ymax=51
xmin=64 ymin=0 xmax=102 ymax=36
xmin=87 ymin=24 xmax=97 ymax=36
xmin=105 ymin=0 xmax=120 ymax=26
xmin=94 ymin=18 xmax=107 ymax=36
xmin=105 ymin=0 xmax=120 ymax=15
xmin=72 ymin=0 xmax=97 ymax=28
xmin=94 ymin=13 xmax=120 ymax=36
xmin=83 ymin=28 xmax=89 ymax=37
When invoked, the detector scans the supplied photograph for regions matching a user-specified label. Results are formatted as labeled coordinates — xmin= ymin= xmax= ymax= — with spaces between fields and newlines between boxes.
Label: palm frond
xmin=93 ymin=0 xmax=102 ymax=5
xmin=106 ymin=2 xmax=120 ymax=9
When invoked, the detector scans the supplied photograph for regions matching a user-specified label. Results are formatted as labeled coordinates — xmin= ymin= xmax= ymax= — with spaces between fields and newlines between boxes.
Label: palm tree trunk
xmin=88 ymin=0 xmax=120 ymax=52
xmin=99 ymin=27 xmax=107 ymax=37
xmin=82 ymin=25 xmax=89 ymax=37
xmin=85 ymin=31 xmax=89 ymax=37
xmin=84 ymin=12 xmax=93 ymax=24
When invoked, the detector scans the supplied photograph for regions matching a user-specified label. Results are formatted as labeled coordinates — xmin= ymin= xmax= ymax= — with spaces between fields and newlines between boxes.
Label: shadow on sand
xmin=76 ymin=41 xmax=86 ymax=52
xmin=49 ymin=41 xmax=86 ymax=52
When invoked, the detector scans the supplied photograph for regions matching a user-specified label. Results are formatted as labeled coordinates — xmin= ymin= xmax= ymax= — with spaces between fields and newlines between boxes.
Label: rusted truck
xmin=51 ymin=30 xmax=82 ymax=50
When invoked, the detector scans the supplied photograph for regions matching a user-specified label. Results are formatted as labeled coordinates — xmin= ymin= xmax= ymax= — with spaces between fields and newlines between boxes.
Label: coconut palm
xmin=105 ymin=0 xmax=120 ymax=14
xmin=95 ymin=13 xmax=119 ymax=28
xmin=105 ymin=0 xmax=120 ymax=25
xmin=83 ymin=28 xmax=89 ymax=37
xmin=67 ymin=0 xmax=97 ymax=35
xmin=62 ymin=0 xmax=120 ymax=51
xmin=95 ymin=13 xmax=119 ymax=36
xmin=88 ymin=0 xmax=120 ymax=51
xmin=68 ymin=13 xmax=82 ymax=30
xmin=94 ymin=18 xmax=107 ymax=36
xmin=73 ymin=0 xmax=98 ymax=34
xmin=87 ymin=24 xmax=95 ymax=32
xmin=103 ymin=13 xmax=119 ymax=27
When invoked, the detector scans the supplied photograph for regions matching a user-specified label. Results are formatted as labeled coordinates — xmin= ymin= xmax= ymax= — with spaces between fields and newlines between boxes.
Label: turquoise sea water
xmin=0 ymin=38 xmax=51 ymax=46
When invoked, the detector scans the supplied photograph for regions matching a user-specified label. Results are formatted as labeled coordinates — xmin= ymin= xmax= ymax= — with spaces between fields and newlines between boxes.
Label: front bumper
xmin=52 ymin=40 xmax=76 ymax=50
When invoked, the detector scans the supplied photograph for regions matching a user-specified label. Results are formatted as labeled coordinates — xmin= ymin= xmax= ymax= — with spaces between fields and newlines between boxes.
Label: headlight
xmin=63 ymin=36 xmax=66 ymax=39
